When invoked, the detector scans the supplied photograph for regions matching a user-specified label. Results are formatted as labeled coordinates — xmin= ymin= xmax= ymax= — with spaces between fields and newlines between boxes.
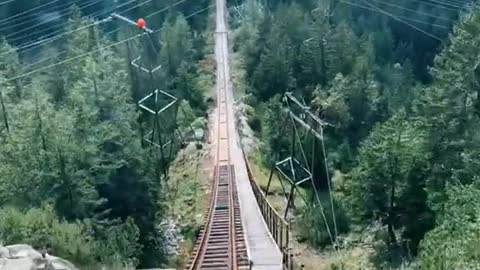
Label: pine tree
xmin=159 ymin=14 xmax=194 ymax=79
xmin=251 ymin=25 xmax=295 ymax=100
xmin=345 ymin=113 xmax=429 ymax=244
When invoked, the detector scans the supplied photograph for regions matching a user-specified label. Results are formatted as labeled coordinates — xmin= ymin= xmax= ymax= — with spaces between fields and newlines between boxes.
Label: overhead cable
xmin=0 ymin=0 xmax=96 ymax=31
xmin=0 ymin=0 xmax=60 ymax=25
xmin=21 ymin=0 xmax=189 ymax=69
xmin=3 ymin=2 xmax=215 ymax=84
xmin=372 ymin=0 xmax=453 ymax=22
xmin=350 ymin=0 xmax=444 ymax=40
xmin=0 ymin=0 xmax=148 ymax=58
xmin=0 ymin=0 xmax=15 ymax=6
xmin=342 ymin=0 xmax=451 ymax=30
xmin=4 ymin=0 xmax=104 ymax=41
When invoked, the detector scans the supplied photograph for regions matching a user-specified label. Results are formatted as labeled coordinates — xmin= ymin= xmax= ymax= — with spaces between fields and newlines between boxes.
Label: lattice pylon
xmin=265 ymin=91 xmax=338 ymax=246
xmin=266 ymin=93 xmax=334 ymax=219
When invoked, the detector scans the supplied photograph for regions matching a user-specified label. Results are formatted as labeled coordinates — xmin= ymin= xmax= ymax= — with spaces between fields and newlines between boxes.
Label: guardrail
xmin=243 ymin=153 xmax=303 ymax=270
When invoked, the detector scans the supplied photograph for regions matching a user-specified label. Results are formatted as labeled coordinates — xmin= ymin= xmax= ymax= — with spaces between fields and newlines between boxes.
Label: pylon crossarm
xmin=157 ymin=90 xmax=178 ymax=114
xmin=143 ymin=131 xmax=172 ymax=149
xmin=138 ymin=91 xmax=157 ymax=114
xmin=131 ymin=57 xmax=151 ymax=73
xmin=289 ymin=112 xmax=323 ymax=141
xmin=138 ymin=89 xmax=178 ymax=115
xmin=131 ymin=56 xmax=162 ymax=73
xmin=275 ymin=156 xmax=293 ymax=166
xmin=295 ymin=177 xmax=311 ymax=186
xmin=285 ymin=92 xmax=333 ymax=128
xmin=275 ymin=157 xmax=312 ymax=186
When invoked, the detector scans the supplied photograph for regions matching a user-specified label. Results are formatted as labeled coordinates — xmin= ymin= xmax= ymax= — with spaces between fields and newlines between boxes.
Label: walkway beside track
xmin=214 ymin=0 xmax=283 ymax=268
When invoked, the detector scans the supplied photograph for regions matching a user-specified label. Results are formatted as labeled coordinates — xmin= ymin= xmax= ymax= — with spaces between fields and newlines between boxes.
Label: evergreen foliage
xmin=230 ymin=0 xmax=480 ymax=267
xmin=0 ymin=2 xmax=211 ymax=268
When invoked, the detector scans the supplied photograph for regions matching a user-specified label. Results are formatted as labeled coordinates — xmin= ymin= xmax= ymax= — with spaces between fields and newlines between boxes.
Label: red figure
xmin=137 ymin=18 xmax=146 ymax=30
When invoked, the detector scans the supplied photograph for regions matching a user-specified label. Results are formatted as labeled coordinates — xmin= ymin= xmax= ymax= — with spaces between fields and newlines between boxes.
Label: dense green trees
xmin=417 ymin=183 xmax=480 ymax=270
xmin=230 ymin=0 xmax=480 ymax=268
xmin=0 ymin=2 xmax=211 ymax=268
xmin=345 ymin=114 xmax=431 ymax=247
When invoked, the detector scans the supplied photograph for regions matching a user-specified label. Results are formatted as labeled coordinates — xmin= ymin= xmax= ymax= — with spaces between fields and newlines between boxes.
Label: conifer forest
xmin=0 ymin=0 xmax=480 ymax=269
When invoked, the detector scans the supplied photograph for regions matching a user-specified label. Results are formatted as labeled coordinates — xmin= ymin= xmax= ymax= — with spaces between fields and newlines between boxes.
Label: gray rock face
xmin=0 ymin=244 xmax=77 ymax=270
xmin=159 ymin=219 xmax=183 ymax=257
xmin=234 ymin=101 xmax=260 ymax=155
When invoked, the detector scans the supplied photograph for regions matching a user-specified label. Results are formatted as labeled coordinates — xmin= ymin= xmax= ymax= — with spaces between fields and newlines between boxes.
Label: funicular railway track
xmin=186 ymin=0 xmax=249 ymax=268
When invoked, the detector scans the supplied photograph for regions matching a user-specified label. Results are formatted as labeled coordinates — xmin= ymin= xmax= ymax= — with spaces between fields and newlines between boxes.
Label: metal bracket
xmin=138 ymin=89 xmax=178 ymax=115
xmin=143 ymin=130 xmax=173 ymax=149
xmin=131 ymin=56 xmax=162 ymax=74
xmin=275 ymin=157 xmax=312 ymax=186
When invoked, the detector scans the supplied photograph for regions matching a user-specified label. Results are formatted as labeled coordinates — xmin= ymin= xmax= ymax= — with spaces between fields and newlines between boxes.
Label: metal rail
xmin=186 ymin=23 xmax=248 ymax=270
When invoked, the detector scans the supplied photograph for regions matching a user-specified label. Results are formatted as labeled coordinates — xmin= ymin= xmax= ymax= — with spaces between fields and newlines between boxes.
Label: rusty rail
xmin=243 ymin=153 xmax=302 ymax=270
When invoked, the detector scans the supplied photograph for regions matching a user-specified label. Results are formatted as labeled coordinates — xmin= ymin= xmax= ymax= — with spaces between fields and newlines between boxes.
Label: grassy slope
xmin=165 ymin=143 xmax=209 ymax=268
xmin=163 ymin=10 xmax=217 ymax=268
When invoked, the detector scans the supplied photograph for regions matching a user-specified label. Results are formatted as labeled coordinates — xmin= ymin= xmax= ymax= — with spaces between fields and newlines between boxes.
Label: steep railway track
xmin=186 ymin=0 xmax=249 ymax=268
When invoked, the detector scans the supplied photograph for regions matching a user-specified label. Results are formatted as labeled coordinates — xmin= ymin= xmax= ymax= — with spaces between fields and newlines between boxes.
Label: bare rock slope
xmin=0 ymin=244 xmax=77 ymax=270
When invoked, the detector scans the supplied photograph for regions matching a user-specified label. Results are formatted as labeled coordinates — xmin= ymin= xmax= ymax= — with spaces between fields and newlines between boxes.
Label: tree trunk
xmin=320 ymin=38 xmax=327 ymax=86
xmin=388 ymin=180 xmax=397 ymax=244
xmin=13 ymin=80 xmax=22 ymax=99
xmin=0 ymin=91 xmax=9 ymax=133
xmin=459 ymin=91 xmax=468 ymax=136
xmin=35 ymin=95 xmax=47 ymax=152
xmin=475 ymin=87 xmax=480 ymax=117
xmin=387 ymin=125 xmax=402 ymax=245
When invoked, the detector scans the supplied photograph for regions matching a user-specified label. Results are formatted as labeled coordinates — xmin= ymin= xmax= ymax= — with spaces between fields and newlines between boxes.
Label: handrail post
xmin=274 ymin=217 xmax=278 ymax=242
xmin=279 ymin=222 xmax=283 ymax=255
xmin=290 ymin=254 xmax=294 ymax=270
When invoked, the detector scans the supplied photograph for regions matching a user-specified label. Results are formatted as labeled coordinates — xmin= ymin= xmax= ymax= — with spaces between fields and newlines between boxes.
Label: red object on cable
xmin=136 ymin=18 xmax=146 ymax=29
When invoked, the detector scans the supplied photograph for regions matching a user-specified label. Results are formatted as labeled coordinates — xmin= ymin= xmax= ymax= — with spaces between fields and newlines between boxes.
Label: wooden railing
xmin=243 ymin=153 xmax=302 ymax=270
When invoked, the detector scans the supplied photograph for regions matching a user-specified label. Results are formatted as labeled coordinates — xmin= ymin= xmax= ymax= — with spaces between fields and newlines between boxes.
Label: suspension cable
xmin=359 ymin=0 xmax=444 ymax=41
xmin=2 ymin=2 xmax=214 ymax=85
xmin=6 ymin=0 xmax=139 ymax=46
xmin=0 ymin=0 xmax=60 ymax=25
xmin=371 ymin=0 xmax=454 ymax=22
xmin=20 ymin=0 xmax=189 ymax=70
xmin=0 ymin=0 xmax=152 ymax=59
xmin=4 ymin=0 xmax=104 ymax=40
xmin=0 ymin=0 xmax=99 ymax=32
xmin=341 ymin=0 xmax=451 ymax=30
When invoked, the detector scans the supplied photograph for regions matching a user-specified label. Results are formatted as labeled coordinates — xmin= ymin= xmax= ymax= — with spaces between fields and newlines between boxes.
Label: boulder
xmin=0 ymin=245 xmax=77 ymax=270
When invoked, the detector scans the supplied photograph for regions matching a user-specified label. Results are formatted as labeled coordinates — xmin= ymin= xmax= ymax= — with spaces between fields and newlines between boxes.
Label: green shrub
xmin=0 ymin=206 xmax=142 ymax=268
xmin=297 ymin=193 xmax=350 ymax=248
xmin=417 ymin=184 xmax=480 ymax=270
xmin=247 ymin=114 xmax=262 ymax=133
xmin=0 ymin=206 xmax=96 ymax=266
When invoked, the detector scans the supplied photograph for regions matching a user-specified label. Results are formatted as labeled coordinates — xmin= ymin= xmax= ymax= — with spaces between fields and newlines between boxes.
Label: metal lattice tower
xmin=266 ymin=92 xmax=338 ymax=246
xmin=114 ymin=13 xmax=201 ymax=176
